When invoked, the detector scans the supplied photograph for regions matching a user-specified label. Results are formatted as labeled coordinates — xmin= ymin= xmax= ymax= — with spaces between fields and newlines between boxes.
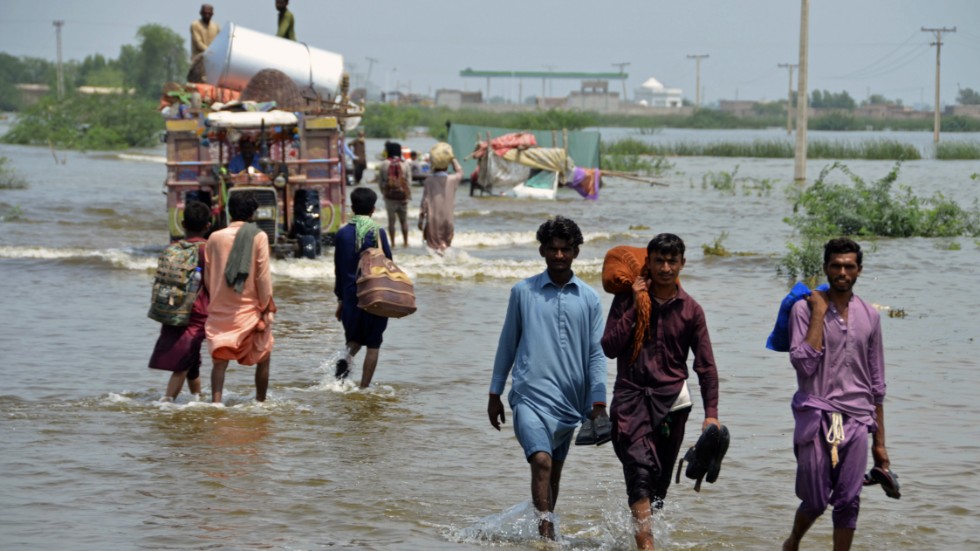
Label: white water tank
xmin=204 ymin=22 xmax=344 ymax=98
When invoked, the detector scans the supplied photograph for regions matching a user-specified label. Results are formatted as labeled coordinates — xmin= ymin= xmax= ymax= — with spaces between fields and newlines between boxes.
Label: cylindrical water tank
xmin=204 ymin=22 xmax=343 ymax=98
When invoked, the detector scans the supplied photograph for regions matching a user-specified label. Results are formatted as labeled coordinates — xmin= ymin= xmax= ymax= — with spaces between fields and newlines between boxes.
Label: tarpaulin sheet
xmin=449 ymin=123 xmax=601 ymax=177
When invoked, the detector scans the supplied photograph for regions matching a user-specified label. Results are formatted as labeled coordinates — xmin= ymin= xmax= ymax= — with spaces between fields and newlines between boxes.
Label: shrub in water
xmin=785 ymin=162 xmax=980 ymax=238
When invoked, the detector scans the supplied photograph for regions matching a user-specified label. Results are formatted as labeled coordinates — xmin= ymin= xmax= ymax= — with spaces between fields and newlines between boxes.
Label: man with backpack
xmin=204 ymin=192 xmax=276 ymax=404
xmin=378 ymin=141 xmax=412 ymax=249
xmin=148 ymin=201 xmax=211 ymax=402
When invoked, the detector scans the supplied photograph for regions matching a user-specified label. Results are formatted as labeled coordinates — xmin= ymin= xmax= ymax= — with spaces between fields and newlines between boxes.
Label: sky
xmin=1 ymin=0 xmax=978 ymax=108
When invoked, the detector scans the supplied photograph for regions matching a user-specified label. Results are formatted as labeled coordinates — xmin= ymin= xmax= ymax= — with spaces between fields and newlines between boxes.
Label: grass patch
xmin=601 ymin=138 xmax=920 ymax=160
xmin=699 ymin=165 xmax=776 ymax=196
xmin=935 ymin=142 xmax=980 ymax=160
xmin=702 ymin=232 xmax=732 ymax=257
xmin=702 ymin=166 xmax=739 ymax=193
xmin=0 ymin=157 xmax=27 ymax=189
xmin=0 ymin=204 xmax=24 ymax=221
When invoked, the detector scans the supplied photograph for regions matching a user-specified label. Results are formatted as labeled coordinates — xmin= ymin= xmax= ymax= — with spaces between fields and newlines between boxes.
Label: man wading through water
xmin=488 ymin=216 xmax=608 ymax=540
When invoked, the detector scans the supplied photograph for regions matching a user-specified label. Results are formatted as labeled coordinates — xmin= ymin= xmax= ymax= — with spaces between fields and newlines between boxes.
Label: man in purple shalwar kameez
xmin=783 ymin=238 xmax=893 ymax=551
xmin=602 ymin=233 xmax=720 ymax=550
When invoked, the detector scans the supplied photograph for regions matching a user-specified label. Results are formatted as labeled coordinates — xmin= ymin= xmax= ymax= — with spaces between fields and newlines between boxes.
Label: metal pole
xmin=53 ymin=20 xmax=65 ymax=99
xmin=922 ymin=27 xmax=956 ymax=143
xmin=793 ymin=0 xmax=809 ymax=185
xmin=687 ymin=54 xmax=709 ymax=108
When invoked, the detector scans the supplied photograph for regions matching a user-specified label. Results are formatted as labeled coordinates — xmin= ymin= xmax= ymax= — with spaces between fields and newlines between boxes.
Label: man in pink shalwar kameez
xmin=204 ymin=193 xmax=275 ymax=404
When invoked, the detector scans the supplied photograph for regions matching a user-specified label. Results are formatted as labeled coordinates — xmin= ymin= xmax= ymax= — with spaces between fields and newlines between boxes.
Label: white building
xmin=634 ymin=77 xmax=683 ymax=108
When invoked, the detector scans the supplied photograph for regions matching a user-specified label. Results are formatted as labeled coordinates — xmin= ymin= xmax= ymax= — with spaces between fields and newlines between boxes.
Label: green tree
xmin=810 ymin=89 xmax=855 ymax=109
xmin=73 ymin=53 xmax=124 ymax=88
xmin=123 ymin=24 xmax=188 ymax=98
xmin=863 ymin=94 xmax=901 ymax=106
xmin=957 ymin=87 xmax=980 ymax=105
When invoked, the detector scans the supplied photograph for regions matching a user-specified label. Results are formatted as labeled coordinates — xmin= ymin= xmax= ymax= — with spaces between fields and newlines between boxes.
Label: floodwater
xmin=1 ymin=127 xmax=979 ymax=550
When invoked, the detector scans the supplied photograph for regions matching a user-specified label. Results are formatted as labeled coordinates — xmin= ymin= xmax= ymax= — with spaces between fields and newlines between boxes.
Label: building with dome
xmin=634 ymin=77 xmax=683 ymax=108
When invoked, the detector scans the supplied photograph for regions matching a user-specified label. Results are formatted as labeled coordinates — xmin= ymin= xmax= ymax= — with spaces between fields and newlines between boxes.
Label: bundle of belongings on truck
xmin=469 ymin=132 xmax=600 ymax=199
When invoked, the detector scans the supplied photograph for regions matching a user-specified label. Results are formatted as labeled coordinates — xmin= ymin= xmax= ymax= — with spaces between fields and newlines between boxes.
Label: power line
xmin=831 ymin=45 xmax=930 ymax=81
xmin=830 ymin=31 xmax=922 ymax=79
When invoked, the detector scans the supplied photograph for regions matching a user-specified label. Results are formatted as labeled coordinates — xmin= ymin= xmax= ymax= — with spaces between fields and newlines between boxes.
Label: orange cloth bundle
xmin=602 ymin=246 xmax=650 ymax=364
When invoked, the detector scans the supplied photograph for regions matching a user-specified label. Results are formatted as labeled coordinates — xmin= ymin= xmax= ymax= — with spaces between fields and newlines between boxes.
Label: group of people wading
xmin=487 ymin=218 xmax=896 ymax=550
xmin=149 ymin=202 xmax=896 ymax=549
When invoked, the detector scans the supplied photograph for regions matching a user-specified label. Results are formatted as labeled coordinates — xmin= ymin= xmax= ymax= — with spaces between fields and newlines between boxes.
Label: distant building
xmin=945 ymin=104 xmax=980 ymax=119
xmin=633 ymin=77 xmax=682 ymax=108
xmin=435 ymin=89 xmax=483 ymax=110
xmin=15 ymin=83 xmax=135 ymax=106
xmin=564 ymin=80 xmax=621 ymax=113
xmin=853 ymin=103 xmax=918 ymax=119
xmin=719 ymin=100 xmax=758 ymax=117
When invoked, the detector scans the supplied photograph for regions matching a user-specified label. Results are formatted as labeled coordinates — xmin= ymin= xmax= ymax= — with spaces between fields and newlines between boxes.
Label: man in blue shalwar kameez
xmin=487 ymin=215 xmax=608 ymax=540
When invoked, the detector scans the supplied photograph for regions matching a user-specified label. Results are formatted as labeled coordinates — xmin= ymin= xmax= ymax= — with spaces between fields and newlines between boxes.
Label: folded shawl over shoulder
xmin=224 ymin=222 xmax=261 ymax=293
xmin=602 ymin=246 xmax=651 ymax=364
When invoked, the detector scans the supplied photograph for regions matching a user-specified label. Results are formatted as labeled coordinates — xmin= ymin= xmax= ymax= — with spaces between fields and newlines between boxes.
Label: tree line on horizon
xmin=0 ymin=24 xmax=186 ymax=111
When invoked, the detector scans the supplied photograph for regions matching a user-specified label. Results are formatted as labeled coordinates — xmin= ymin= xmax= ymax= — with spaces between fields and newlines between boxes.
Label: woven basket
xmin=240 ymin=68 xmax=305 ymax=111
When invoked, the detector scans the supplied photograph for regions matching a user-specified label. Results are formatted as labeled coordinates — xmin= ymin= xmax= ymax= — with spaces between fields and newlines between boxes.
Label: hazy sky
xmin=1 ymin=0 xmax=977 ymax=107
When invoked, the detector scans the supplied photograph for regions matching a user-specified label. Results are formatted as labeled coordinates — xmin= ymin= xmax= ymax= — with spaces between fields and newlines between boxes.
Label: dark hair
xmin=536 ymin=215 xmax=584 ymax=247
xmin=385 ymin=141 xmax=402 ymax=159
xmin=824 ymin=237 xmax=862 ymax=266
xmin=647 ymin=233 xmax=686 ymax=258
xmin=350 ymin=187 xmax=378 ymax=215
xmin=183 ymin=201 xmax=211 ymax=232
xmin=228 ymin=191 xmax=258 ymax=222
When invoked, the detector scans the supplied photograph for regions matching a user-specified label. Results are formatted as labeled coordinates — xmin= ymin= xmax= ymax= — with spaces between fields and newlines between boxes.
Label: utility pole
xmin=687 ymin=54 xmax=709 ymax=108
xmin=612 ymin=62 xmax=630 ymax=101
xmin=922 ymin=26 xmax=956 ymax=143
xmin=793 ymin=0 xmax=809 ymax=185
xmin=53 ymin=20 xmax=65 ymax=99
xmin=365 ymin=56 xmax=378 ymax=99
xmin=778 ymin=63 xmax=797 ymax=135
xmin=542 ymin=64 xmax=556 ymax=99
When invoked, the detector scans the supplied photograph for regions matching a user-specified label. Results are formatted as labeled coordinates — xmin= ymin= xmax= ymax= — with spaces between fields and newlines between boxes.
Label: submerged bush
xmin=779 ymin=162 xmax=980 ymax=281
xmin=777 ymin=238 xmax=825 ymax=285
xmin=786 ymin=162 xmax=980 ymax=238
xmin=0 ymin=156 xmax=27 ymax=189
xmin=1 ymin=94 xmax=161 ymax=150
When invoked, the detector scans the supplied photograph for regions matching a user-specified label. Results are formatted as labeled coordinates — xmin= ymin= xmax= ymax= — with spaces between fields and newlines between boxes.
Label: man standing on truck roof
xmin=276 ymin=0 xmax=296 ymax=41
xmin=187 ymin=4 xmax=219 ymax=83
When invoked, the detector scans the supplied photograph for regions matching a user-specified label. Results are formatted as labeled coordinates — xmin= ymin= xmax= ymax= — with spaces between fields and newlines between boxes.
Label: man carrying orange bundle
xmin=601 ymin=233 xmax=721 ymax=550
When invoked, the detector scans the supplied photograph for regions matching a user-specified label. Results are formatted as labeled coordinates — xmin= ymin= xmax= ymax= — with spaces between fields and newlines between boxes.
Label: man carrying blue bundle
xmin=487 ymin=216 xmax=608 ymax=540
xmin=783 ymin=237 xmax=897 ymax=551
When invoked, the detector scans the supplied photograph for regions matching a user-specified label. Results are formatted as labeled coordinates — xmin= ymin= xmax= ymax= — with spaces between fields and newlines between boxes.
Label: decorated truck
xmin=161 ymin=22 xmax=360 ymax=258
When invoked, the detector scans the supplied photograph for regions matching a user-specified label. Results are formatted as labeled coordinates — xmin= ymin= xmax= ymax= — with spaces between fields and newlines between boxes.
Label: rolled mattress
xmin=204 ymin=22 xmax=343 ymax=98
